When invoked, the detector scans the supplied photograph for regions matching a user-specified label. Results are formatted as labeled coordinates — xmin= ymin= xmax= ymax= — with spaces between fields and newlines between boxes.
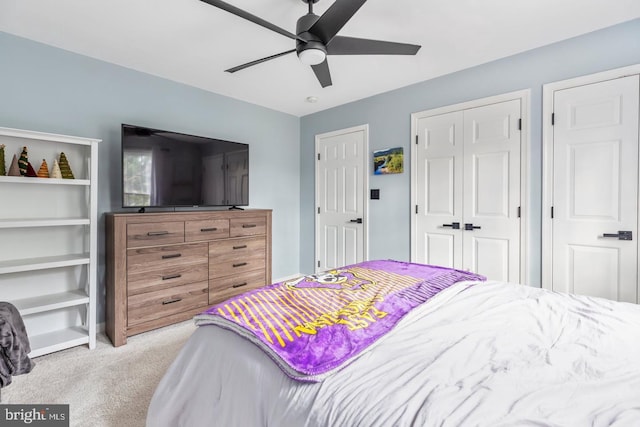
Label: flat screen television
xmin=121 ymin=124 xmax=249 ymax=209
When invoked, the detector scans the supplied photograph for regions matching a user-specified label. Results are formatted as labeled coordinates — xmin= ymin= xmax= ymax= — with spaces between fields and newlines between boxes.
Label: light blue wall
xmin=300 ymin=19 xmax=640 ymax=285
xmin=0 ymin=32 xmax=301 ymax=323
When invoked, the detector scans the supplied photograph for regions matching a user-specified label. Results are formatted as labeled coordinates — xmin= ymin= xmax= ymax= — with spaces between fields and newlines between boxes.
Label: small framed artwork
xmin=373 ymin=147 xmax=403 ymax=175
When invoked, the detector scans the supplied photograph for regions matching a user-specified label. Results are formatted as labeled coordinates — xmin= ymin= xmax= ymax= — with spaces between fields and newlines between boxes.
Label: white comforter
xmin=147 ymin=281 xmax=640 ymax=426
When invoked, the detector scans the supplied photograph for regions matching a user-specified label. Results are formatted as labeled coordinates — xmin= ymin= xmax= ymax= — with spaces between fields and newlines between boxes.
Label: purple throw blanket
xmin=194 ymin=260 xmax=485 ymax=381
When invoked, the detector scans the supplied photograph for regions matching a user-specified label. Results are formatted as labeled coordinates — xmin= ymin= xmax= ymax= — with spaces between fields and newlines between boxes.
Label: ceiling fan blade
xmin=225 ymin=49 xmax=296 ymax=73
xmin=308 ymin=0 xmax=367 ymax=44
xmin=327 ymin=36 xmax=421 ymax=55
xmin=311 ymin=60 xmax=332 ymax=88
xmin=200 ymin=0 xmax=306 ymax=42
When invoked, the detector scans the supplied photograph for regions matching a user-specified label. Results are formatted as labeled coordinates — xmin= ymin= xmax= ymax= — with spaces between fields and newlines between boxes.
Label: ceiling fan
xmin=200 ymin=0 xmax=421 ymax=88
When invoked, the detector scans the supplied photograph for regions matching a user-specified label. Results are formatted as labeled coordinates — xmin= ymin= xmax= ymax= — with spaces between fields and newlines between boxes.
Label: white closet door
xmin=414 ymin=111 xmax=464 ymax=268
xmin=552 ymin=75 xmax=640 ymax=302
xmin=463 ymin=100 xmax=521 ymax=282
xmin=413 ymin=97 xmax=522 ymax=281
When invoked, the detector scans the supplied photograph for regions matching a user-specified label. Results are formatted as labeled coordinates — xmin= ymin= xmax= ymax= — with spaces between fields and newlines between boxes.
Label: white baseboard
xmin=273 ymin=273 xmax=304 ymax=283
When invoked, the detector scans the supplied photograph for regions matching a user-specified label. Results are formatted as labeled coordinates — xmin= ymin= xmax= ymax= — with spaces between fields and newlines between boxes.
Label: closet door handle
xmin=464 ymin=223 xmax=481 ymax=231
xmin=442 ymin=222 xmax=460 ymax=229
xmin=349 ymin=218 xmax=363 ymax=224
xmin=602 ymin=231 xmax=632 ymax=240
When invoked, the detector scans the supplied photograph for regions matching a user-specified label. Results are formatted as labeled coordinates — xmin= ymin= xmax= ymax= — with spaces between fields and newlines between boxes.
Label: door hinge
xmin=517 ymin=206 xmax=521 ymax=218
xmin=317 ymin=207 xmax=320 ymax=214
xmin=551 ymin=206 xmax=554 ymax=218
xmin=317 ymin=153 xmax=320 ymax=160
xmin=518 ymin=118 xmax=522 ymax=131
xmin=318 ymin=261 xmax=321 ymax=268
xmin=551 ymin=113 xmax=555 ymax=126
xmin=415 ymin=135 xmax=419 ymax=145
xmin=415 ymin=205 xmax=419 ymax=214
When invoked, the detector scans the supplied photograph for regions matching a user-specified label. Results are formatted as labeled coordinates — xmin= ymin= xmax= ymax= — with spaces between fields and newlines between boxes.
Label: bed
xmin=147 ymin=260 xmax=640 ymax=426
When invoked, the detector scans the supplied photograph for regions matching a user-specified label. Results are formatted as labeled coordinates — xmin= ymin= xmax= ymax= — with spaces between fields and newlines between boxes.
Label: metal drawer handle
xmin=200 ymin=227 xmax=218 ymax=232
xmin=242 ymin=224 xmax=257 ymax=228
xmin=233 ymin=245 xmax=248 ymax=250
xmin=232 ymin=282 xmax=248 ymax=288
xmin=162 ymin=298 xmax=182 ymax=305
xmin=233 ymin=262 xmax=248 ymax=268
xmin=161 ymin=253 xmax=182 ymax=259
xmin=147 ymin=231 xmax=169 ymax=236
xmin=162 ymin=274 xmax=182 ymax=280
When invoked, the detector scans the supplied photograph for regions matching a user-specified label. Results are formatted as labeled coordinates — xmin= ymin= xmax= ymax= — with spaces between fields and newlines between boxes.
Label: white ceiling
xmin=1 ymin=0 xmax=639 ymax=116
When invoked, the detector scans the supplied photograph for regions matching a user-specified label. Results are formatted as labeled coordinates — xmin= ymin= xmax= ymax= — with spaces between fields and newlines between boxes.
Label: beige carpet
xmin=1 ymin=320 xmax=196 ymax=427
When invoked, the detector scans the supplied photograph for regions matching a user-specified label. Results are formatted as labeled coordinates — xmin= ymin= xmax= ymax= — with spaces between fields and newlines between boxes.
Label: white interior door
xmin=413 ymin=94 xmax=524 ymax=282
xmin=551 ymin=75 xmax=640 ymax=302
xmin=315 ymin=125 xmax=368 ymax=272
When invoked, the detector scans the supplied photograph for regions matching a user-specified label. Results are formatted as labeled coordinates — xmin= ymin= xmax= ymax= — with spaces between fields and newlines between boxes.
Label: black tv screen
xmin=121 ymin=124 xmax=249 ymax=208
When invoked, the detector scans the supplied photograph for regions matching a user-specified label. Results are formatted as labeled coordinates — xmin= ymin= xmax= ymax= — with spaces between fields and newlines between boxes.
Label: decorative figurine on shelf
xmin=18 ymin=146 xmax=28 ymax=176
xmin=26 ymin=162 xmax=37 ymax=177
xmin=8 ymin=154 xmax=20 ymax=176
xmin=37 ymin=159 xmax=49 ymax=178
xmin=50 ymin=159 xmax=62 ymax=179
xmin=58 ymin=152 xmax=74 ymax=179
xmin=0 ymin=144 xmax=6 ymax=176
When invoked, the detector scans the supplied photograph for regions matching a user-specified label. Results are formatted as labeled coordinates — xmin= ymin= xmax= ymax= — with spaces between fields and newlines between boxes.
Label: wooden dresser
xmin=105 ymin=209 xmax=272 ymax=346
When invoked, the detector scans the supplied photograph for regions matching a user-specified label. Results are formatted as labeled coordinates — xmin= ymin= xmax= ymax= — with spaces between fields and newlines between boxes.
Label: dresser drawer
xmin=127 ymin=281 xmax=208 ymax=327
xmin=127 ymin=263 xmax=208 ymax=296
xmin=127 ymin=221 xmax=184 ymax=248
xmin=209 ymin=237 xmax=266 ymax=278
xmin=230 ymin=217 xmax=266 ymax=237
xmin=185 ymin=219 xmax=230 ymax=242
xmin=127 ymin=243 xmax=208 ymax=271
xmin=211 ymin=256 xmax=266 ymax=279
xmin=209 ymin=269 xmax=267 ymax=305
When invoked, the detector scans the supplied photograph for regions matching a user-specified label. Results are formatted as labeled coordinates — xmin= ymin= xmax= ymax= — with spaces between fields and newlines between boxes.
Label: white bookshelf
xmin=0 ymin=126 xmax=99 ymax=357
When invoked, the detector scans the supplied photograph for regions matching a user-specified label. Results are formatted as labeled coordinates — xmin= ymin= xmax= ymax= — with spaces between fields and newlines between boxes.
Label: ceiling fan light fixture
xmin=204 ymin=0 xmax=421 ymax=88
xmin=298 ymin=48 xmax=326 ymax=66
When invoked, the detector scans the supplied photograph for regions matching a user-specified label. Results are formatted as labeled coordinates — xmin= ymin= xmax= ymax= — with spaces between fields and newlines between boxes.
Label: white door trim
xmin=410 ymin=89 xmax=531 ymax=284
xmin=314 ymin=124 xmax=370 ymax=272
xmin=541 ymin=64 xmax=640 ymax=293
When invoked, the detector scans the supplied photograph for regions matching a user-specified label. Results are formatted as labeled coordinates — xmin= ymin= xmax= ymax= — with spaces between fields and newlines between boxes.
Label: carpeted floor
xmin=1 ymin=320 xmax=196 ymax=427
